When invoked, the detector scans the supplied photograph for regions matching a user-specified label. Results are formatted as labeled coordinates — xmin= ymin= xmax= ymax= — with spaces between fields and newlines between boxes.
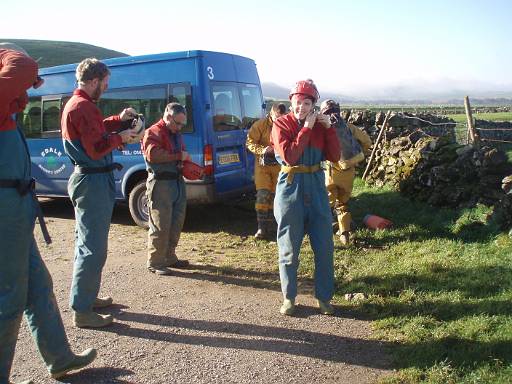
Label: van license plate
xmin=218 ymin=153 xmax=240 ymax=165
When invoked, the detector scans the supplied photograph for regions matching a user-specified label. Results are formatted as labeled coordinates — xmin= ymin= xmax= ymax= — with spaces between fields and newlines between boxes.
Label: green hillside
xmin=0 ymin=38 xmax=127 ymax=68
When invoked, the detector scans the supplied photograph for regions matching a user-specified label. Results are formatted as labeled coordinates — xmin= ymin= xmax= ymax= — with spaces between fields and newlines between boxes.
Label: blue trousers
xmin=68 ymin=172 xmax=115 ymax=313
xmin=274 ymin=172 xmax=335 ymax=302
xmin=0 ymin=189 xmax=74 ymax=382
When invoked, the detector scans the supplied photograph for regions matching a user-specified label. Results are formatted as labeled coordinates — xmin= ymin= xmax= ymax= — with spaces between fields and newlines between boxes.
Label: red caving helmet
xmin=289 ymin=79 xmax=320 ymax=103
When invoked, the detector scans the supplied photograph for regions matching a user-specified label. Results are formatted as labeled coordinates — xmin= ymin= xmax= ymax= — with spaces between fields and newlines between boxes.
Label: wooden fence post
xmin=362 ymin=110 xmax=392 ymax=181
xmin=464 ymin=96 xmax=479 ymax=146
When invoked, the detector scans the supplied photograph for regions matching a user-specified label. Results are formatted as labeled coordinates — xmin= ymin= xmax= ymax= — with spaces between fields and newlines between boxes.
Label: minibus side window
xmin=212 ymin=84 xmax=242 ymax=132
xmin=41 ymin=99 xmax=62 ymax=138
xmin=98 ymin=86 xmax=167 ymax=128
xmin=18 ymin=97 xmax=42 ymax=138
xmin=240 ymin=84 xmax=264 ymax=130
xmin=169 ymin=84 xmax=193 ymax=133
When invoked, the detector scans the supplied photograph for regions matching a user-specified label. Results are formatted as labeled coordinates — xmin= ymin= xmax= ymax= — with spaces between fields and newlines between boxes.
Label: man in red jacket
xmin=61 ymin=58 xmax=140 ymax=328
xmin=141 ymin=103 xmax=191 ymax=275
xmin=0 ymin=42 xmax=96 ymax=384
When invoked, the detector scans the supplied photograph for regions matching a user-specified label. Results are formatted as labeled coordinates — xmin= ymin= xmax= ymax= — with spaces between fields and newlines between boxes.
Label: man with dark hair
xmin=0 ymin=43 xmax=96 ymax=384
xmin=141 ymin=102 xmax=191 ymax=275
xmin=246 ymin=102 xmax=286 ymax=239
xmin=61 ymin=57 xmax=141 ymax=328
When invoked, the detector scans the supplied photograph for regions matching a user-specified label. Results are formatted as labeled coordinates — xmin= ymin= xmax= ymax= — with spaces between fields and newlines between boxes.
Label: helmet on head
xmin=289 ymin=79 xmax=320 ymax=103
xmin=0 ymin=42 xmax=29 ymax=56
xmin=320 ymin=99 xmax=340 ymax=114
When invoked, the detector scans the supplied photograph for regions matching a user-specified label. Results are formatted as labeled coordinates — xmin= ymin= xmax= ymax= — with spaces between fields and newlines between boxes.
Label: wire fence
xmin=394 ymin=113 xmax=512 ymax=146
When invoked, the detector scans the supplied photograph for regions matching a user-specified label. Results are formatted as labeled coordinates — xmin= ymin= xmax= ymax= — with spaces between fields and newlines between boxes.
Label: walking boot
xmin=9 ymin=380 xmax=34 ymax=384
xmin=280 ymin=299 xmax=295 ymax=316
xmin=254 ymin=222 xmax=267 ymax=239
xmin=93 ymin=296 xmax=113 ymax=308
xmin=339 ymin=231 xmax=351 ymax=246
xmin=73 ymin=311 xmax=113 ymax=328
xmin=254 ymin=209 xmax=269 ymax=239
xmin=50 ymin=348 xmax=97 ymax=379
xmin=318 ymin=299 xmax=335 ymax=315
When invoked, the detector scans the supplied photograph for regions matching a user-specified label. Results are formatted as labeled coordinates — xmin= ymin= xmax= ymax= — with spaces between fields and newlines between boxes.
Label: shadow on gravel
xmin=101 ymin=312 xmax=391 ymax=369
xmin=169 ymin=264 xmax=315 ymax=294
xmin=60 ymin=367 xmax=135 ymax=383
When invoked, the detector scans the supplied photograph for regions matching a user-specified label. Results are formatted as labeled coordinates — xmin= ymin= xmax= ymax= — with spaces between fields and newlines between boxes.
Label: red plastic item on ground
xmin=182 ymin=160 xmax=204 ymax=180
xmin=363 ymin=214 xmax=393 ymax=230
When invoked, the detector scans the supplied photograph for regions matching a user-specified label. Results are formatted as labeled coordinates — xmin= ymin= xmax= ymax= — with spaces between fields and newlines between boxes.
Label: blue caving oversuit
xmin=271 ymin=112 xmax=341 ymax=302
xmin=0 ymin=48 xmax=76 ymax=382
xmin=61 ymin=89 xmax=124 ymax=313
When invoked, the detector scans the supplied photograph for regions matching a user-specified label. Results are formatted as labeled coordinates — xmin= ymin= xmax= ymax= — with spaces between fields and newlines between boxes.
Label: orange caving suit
xmin=246 ymin=115 xmax=280 ymax=233
xmin=325 ymin=121 xmax=372 ymax=234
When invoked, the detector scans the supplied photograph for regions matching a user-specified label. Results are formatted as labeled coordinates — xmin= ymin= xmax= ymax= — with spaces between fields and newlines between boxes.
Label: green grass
xmin=332 ymin=178 xmax=512 ymax=383
xmin=449 ymin=112 xmax=512 ymax=123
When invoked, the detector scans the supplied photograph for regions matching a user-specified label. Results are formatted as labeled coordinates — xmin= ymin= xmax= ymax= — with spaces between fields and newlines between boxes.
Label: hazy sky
xmin=3 ymin=0 xmax=511 ymax=97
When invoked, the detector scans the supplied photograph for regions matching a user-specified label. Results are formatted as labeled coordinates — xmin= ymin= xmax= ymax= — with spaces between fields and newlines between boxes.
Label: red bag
xmin=363 ymin=214 xmax=393 ymax=230
xmin=182 ymin=160 xmax=204 ymax=180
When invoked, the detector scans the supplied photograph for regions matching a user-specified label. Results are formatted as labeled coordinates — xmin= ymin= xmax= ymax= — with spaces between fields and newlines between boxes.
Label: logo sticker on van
xmin=38 ymin=147 xmax=66 ymax=175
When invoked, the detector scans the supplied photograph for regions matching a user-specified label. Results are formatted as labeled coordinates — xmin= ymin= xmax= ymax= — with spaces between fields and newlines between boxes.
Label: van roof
xmin=39 ymin=50 xmax=255 ymax=75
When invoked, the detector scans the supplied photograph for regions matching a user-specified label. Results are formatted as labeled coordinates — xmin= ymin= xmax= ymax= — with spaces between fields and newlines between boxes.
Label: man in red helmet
xmin=271 ymin=79 xmax=341 ymax=316
xmin=0 ymin=42 xmax=96 ymax=384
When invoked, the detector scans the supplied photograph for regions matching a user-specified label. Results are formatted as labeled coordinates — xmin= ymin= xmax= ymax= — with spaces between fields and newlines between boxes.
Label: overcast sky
xmin=3 ymin=0 xmax=511 ymax=98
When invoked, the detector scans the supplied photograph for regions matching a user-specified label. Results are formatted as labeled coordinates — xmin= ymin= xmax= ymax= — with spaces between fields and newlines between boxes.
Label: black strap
xmin=0 ymin=178 xmax=35 ymax=196
xmin=153 ymin=171 xmax=180 ymax=180
xmin=74 ymin=162 xmax=123 ymax=174
xmin=0 ymin=178 xmax=52 ymax=244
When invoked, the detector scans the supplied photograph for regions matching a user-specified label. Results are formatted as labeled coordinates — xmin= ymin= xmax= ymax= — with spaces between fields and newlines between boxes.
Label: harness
xmin=281 ymin=164 xmax=322 ymax=184
xmin=0 ymin=178 xmax=52 ymax=244
xmin=152 ymin=170 xmax=182 ymax=180
xmin=74 ymin=163 xmax=123 ymax=174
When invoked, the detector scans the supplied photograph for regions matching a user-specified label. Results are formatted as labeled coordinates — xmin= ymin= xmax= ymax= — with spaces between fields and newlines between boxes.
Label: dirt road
xmin=10 ymin=199 xmax=391 ymax=383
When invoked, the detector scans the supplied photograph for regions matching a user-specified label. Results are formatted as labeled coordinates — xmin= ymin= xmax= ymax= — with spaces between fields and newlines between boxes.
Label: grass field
xmin=448 ymin=112 xmax=512 ymax=123
xmin=190 ymin=177 xmax=512 ymax=383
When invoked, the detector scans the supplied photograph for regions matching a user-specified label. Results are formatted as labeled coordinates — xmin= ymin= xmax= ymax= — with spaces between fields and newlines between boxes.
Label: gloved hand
xmin=260 ymin=146 xmax=278 ymax=166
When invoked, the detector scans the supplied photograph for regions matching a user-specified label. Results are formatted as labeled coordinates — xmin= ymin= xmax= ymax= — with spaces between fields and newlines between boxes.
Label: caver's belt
xmin=0 ymin=178 xmax=52 ymax=244
xmin=152 ymin=170 xmax=182 ymax=180
xmin=74 ymin=163 xmax=123 ymax=174
xmin=281 ymin=164 xmax=321 ymax=184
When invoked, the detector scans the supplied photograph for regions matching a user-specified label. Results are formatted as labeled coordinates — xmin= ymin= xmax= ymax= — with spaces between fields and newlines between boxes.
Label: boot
xmin=93 ymin=296 xmax=113 ymax=308
xmin=339 ymin=231 xmax=351 ymax=246
xmin=73 ymin=311 xmax=113 ymax=328
xmin=280 ymin=299 xmax=295 ymax=316
xmin=9 ymin=380 xmax=34 ymax=384
xmin=50 ymin=348 xmax=97 ymax=379
xmin=318 ymin=299 xmax=335 ymax=315
xmin=254 ymin=210 xmax=268 ymax=239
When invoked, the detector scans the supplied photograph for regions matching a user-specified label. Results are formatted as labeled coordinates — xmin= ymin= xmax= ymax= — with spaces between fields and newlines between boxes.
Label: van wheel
xmin=129 ymin=180 xmax=149 ymax=228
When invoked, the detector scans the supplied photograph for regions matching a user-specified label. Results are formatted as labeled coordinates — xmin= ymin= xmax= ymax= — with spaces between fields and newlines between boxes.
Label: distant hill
xmin=0 ymin=39 xmax=127 ymax=68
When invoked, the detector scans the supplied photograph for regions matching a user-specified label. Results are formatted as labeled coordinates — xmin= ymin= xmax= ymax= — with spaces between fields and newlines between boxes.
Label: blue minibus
xmin=18 ymin=50 xmax=264 ymax=227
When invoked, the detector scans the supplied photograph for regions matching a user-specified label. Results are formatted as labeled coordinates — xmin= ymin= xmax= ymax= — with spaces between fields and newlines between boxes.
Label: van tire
xmin=129 ymin=180 xmax=149 ymax=229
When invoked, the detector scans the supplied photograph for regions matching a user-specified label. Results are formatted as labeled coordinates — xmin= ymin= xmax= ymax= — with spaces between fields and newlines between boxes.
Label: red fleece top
xmin=61 ymin=89 xmax=123 ymax=160
xmin=271 ymin=112 xmax=341 ymax=166
xmin=141 ymin=119 xmax=185 ymax=163
xmin=0 ymin=49 xmax=38 ymax=132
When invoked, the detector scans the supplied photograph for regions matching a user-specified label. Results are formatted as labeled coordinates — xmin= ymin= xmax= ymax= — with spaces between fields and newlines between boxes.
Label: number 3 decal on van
xmin=207 ymin=66 xmax=214 ymax=80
